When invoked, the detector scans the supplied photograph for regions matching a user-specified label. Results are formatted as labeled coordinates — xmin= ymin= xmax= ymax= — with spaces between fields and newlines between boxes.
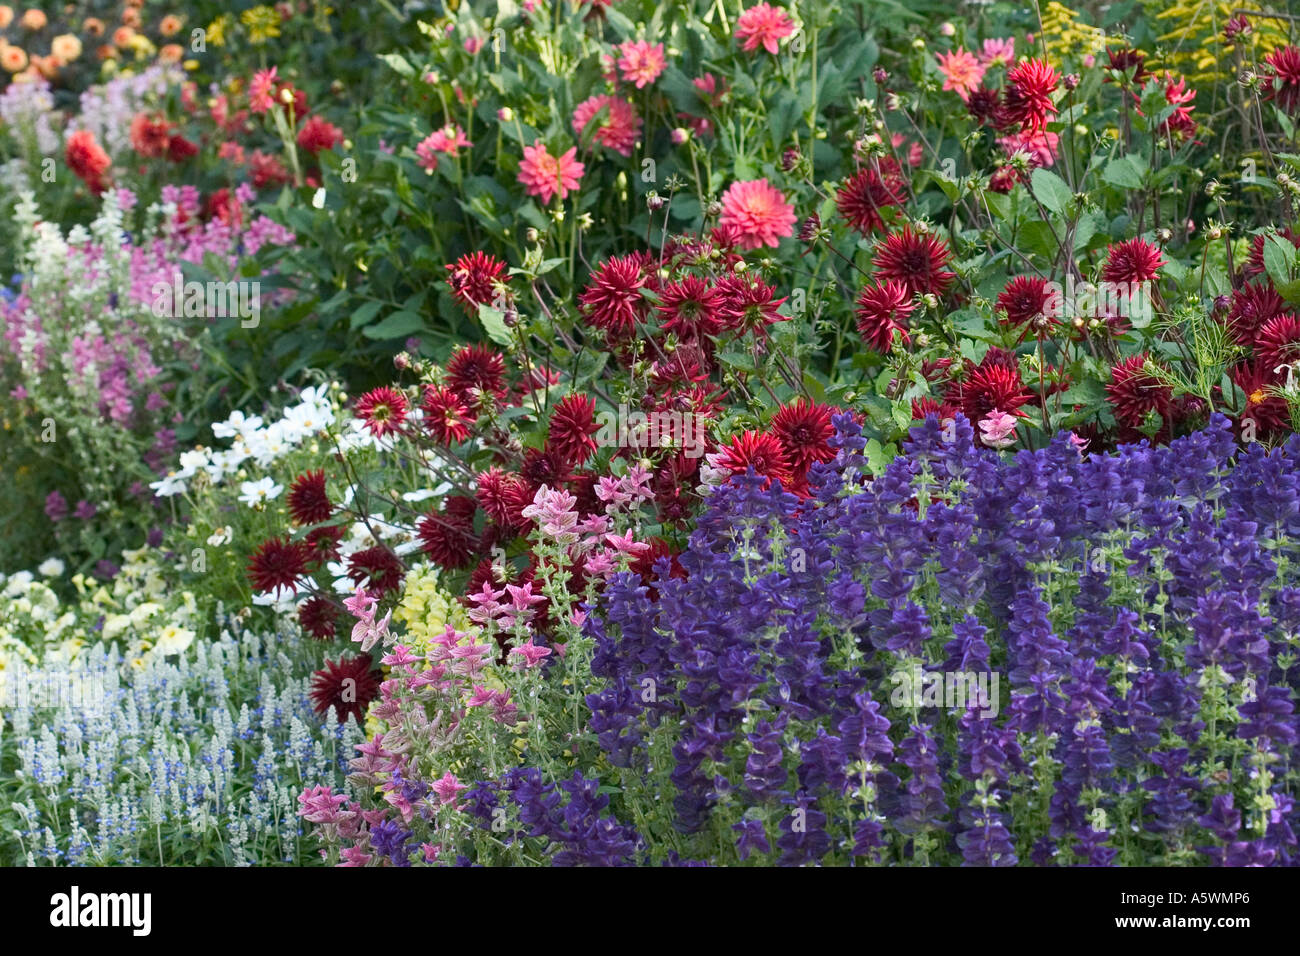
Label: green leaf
xmin=1030 ymin=168 xmax=1072 ymax=216
xmin=362 ymin=310 xmax=425 ymax=339
xmin=476 ymin=303 xmax=515 ymax=346
xmin=349 ymin=300 xmax=384 ymax=330
xmin=378 ymin=53 xmax=415 ymax=78
xmin=1263 ymin=233 xmax=1298 ymax=291
xmin=1103 ymin=155 xmax=1147 ymax=189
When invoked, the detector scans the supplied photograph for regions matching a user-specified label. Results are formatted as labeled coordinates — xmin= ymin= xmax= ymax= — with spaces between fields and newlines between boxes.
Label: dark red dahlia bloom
xmin=855 ymin=279 xmax=914 ymax=352
xmin=298 ymin=596 xmax=338 ymax=640
xmin=836 ymin=158 xmax=907 ymax=236
xmin=446 ymin=251 xmax=510 ymax=315
xmin=247 ymin=537 xmax=311 ymax=594
xmin=966 ymin=86 xmax=1006 ymax=128
xmin=997 ymin=275 xmax=1057 ymax=335
xmin=715 ymin=275 xmax=788 ymax=336
xmin=305 ymin=523 xmax=346 ymax=564
xmin=1104 ymin=48 xmax=1151 ymax=86
xmin=1255 ymin=313 xmax=1300 ymax=370
xmin=1233 ymin=360 xmax=1292 ymax=437
xmin=1101 ymin=238 xmax=1166 ymax=286
xmin=710 ymin=430 xmax=794 ymax=489
xmin=355 ymin=387 xmax=408 ymax=437
xmin=629 ymin=538 xmax=687 ymax=601
xmin=873 ymin=227 xmax=955 ymax=298
xmin=1244 ymin=228 xmax=1300 ymax=279
xmin=658 ymin=276 xmax=724 ymax=339
xmin=520 ymin=446 xmax=575 ymax=494
xmin=296 ymin=115 xmax=344 ymax=154
xmin=912 ymin=397 xmax=961 ymax=422
xmin=446 ymin=344 xmax=508 ymax=404
xmin=650 ymin=342 xmax=713 ymax=391
xmin=579 ymin=253 xmax=653 ymax=334
xmin=421 ymin=385 xmax=473 ymax=445
xmin=166 ymin=134 xmax=199 ymax=162
xmin=546 ymin=394 xmax=601 ymax=466
xmin=310 ymin=654 xmax=380 ymax=724
xmin=1265 ymin=45 xmax=1300 ymax=113
xmin=287 ymin=469 xmax=333 ymax=526
xmin=476 ymin=467 xmax=529 ymax=530
xmin=1225 ymin=283 xmax=1288 ymax=345
xmin=1106 ymin=353 xmax=1173 ymax=428
xmin=346 ymin=545 xmax=406 ymax=596
xmin=944 ymin=354 xmax=1033 ymax=424
xmin=1003 ymin=58 xmax=1059 ymax=132
xmin=417 ymin=497 xmax=480 ymax=570
xmin=771 ymin=399 xmax=837 ymax=476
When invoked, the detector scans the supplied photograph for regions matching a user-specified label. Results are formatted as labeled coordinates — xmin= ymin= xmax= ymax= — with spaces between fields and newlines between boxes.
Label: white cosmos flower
xmin=37 ymin=557 xmax=65 ymax=577
xmin=238 ymin=477 xmax=283 ymax=508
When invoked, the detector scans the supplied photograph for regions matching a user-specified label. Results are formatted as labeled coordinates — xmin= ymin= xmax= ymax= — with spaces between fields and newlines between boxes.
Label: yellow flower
xmin=205 ymin=14 xmax=231 ymax=47
xmin=241 ymin=6 xmax=281 ymax=45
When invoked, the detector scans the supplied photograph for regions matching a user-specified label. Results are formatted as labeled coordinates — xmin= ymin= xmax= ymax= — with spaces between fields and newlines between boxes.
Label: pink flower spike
xmin=979 ymin=409 xmax=1020 ymax=449
xmin=344 ymin=587 xmax=378 ymax=618
xmin=467 ymin=684 xmax=496 ymax=707
xmin=505 ymin=581 xmax=547 ymax=611
xmin=509 ymin=638 xmax=553 ymax=669
xmin=604 ymin=530 xmax=651 ymax=556
xmin=430 ymin=772 xmax=468 ymax=805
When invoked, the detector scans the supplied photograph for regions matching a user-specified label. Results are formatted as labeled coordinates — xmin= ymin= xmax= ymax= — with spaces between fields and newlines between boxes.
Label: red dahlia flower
xmin=771 ymin=398 xmax=837 ymax=477
xmin=1105 ymin=353 xmax=1173 ymax=429
xmin=130 ymin=112 xmax=173 ymax=158
xmin=1244 ymin=228 xmax=1300 ymax=279
xmin=873 ymin=227 xmax=956 ymax=298
xmin=997 ymin=275 xmax=1057 ymax=336
xmin=310 ymin=654 xmax=380 ymax=724
xmin=297 ymin=115 xmax=343 ymax=153
xmin=287 ymin=469 xmax=333 ymax=525
xmin=716 ymin=275 xmax=788 ymax=336
xmin=417 ymin=497 xmax=480 ymax=570
xmin=944 ymin=355 xmax=1034 ymax=426
xmin=1101 ymin=238 xmax=1166 ymax=286
xmin=247 ymin=537 xmax=311 ymax=594
xmin=421 ymin=385 xmax=473 ymax=445
xmin=658 ymin=276 xmax=724 ymax=340
xmin=1003 ymin=58 xmax=1059 ymax=131
xmin=65 ymin=130 xmax=112 ymax=194
xmin=855 ymin=279 xmax=915 ymax=353
xmin=1265 ymin=45 xmax=1300 ymax=113
xmin=446 ymin=251 xmax=510 ymax=315
xmin=1233 ymin=360 xmax=1292 ymax=437
xmin=166 ymin=134 xmax=198 ymax=162
xmin=1255 ymin=313 xmax=1300 ymax=370
xmin=355 ymin=387 xmax=408 ymax=437
xmin=346 ymin=545 xmax=406 ymax=596
xmin=579 ymin=253 xmax=653 ymax=334
xmin=298 ymin=596 xmax=338 ymax=640
xmin=836 ymin=158 xmax=907 ymax=236
xmin=446 ymin=344 xmax=508 ymax=403
xmin=1104 ymin=48 xmax=1151 ymax=86
xmin=476 ymin=467 xmax=530 ymax=530
xmin=710 ymin=430 xmax=794 ymax=490
xmin=1225 ymin=283 xmax=1288 ymax=345
xmin=546 ymin=393 xmax=601 ymax=466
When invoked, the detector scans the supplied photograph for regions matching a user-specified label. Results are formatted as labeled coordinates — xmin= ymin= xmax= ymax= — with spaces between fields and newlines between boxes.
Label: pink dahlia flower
xmin=735 ymin=3 xmax=795 ymax=55
xmin=718 ymin=179 xmax=796 ymax=249
xmin=518 ymin=140 xmax=585 ymax=204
